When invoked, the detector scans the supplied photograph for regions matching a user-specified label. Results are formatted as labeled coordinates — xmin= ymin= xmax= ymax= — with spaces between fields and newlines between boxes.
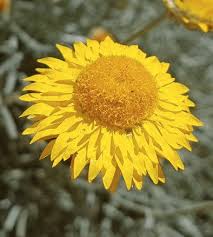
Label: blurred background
xmin=0 ymin=0 xmax=213 ymax=236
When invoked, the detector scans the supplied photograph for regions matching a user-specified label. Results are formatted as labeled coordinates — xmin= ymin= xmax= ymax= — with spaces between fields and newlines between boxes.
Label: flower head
xmin=163 ymin=0 xmax=213 ymax=32
xmin=89 ymin=27 xmax=114 ymax=42
xmin=20 ymin=37 xmax=203 ymax=191
xmin=0 ymin=0 xmax=10 ymax=13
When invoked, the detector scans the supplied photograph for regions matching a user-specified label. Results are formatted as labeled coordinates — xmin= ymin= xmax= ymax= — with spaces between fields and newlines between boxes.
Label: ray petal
xmin=37 ymin=57 xmax=68 ymax=70
xmin=88 ymin=153 xmax=103 ymax=182
xmin=39 ymin=140 xmax=55 ymax=160
xmin=20 ymin=103 xmax=54 ymax=118
xmin=72 ymin=148 xmax=88 ymax=179
xmin=102 ymin=163 xmax=116 ymax=190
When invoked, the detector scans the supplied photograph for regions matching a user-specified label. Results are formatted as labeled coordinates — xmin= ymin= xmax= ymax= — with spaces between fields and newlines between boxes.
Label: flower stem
xmin=123 ymin=11 xmax=168 ymax=44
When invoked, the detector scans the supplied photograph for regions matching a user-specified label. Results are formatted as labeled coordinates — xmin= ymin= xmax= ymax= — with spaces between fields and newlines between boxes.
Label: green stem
xmin=122 ymin=11 xmax=168 ymax=44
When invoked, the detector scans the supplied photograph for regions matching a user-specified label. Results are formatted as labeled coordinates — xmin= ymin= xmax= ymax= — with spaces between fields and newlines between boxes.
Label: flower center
xmin=74 ymin=56 xmax=157 ymax=129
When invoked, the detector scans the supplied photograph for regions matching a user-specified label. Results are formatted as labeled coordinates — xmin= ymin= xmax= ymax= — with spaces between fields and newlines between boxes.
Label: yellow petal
xmin=144 ymin=158 xmax=158 ymax=184
xmin=143 ymin=122 xmax=182 ymax=170
xmin=133 ymin=129 xmax=158 ymax=163
xmin=41 ymin=93 xmax=72 ymax=102
xmin=63 ymin=131 xmax=90 ymax=161
xmin=155 ymin=73 xmax=174 ymax=88
xmin=154 ymin=108 xmax=175 ymax=120
xmin=99 ymin=37 xmax=115 ymax=56
xmin=199 ymin=23 xmax=208 ymax=32
xmin=74 ymin=42 xmax=87 ymax=59
xmin=158 ymin=164 xmax=165 ymax=183
xmin=56 ymin=44 xmax=74 ymax=62
xmin=158 ymin=126 xmax=186 ymax=150
xmin=22 ymin=123 xmax=39 ymax=135
xmin=30 ymin=128 xmax=59 ymax=144
xmin=51 ymin=132 xmax=71 ymax=161
xmin=160 ymin=82 xmax=189 ymax=94
xmin=88 ymin=154 xmax=103 ymax=182
xmin=52 ymin=153 xmax=64 ymax=167
xmin=39 ymin=140 xmax=55 ymax=160
xmin=115 ymin=153 xmax=133 ymax=190
xmin=161 ymin=62 xmax=170 ymax=73
xmin=27 ymin=114 xmax=46 ymax=121
xmin=113 ymin=132 xmax=135 ymax=159
xmin=36 ymin=68 xmax=80 ymax=83
xmin=20 ymin=103 xmax=54 ymax=117
xmin=57 ymin=116 xmax=82 ymax=133
xmin=24 ymin=74 xmax=48 ymax=82
xmin=86 ymin=39 xmax=100 ymax=61
xmin=20 ymin=93 xmax=73 ymax=102
xmin=172 ymin=151 xmax=184 ymax=170
xmin=37 ymin=57 xmax=68 ymax=70
xmin=158 ymin=101 xmax=182 ymax=112
xmin=102 ymin=164 xmax=116 ymax=190
xmin=23 ymin=83 xmax=48 ymax=93
xmin=99 ymin=129 xmax=112 ymax=153
xmin=133 ymin=154 xmax=147 ymax=176
xmin=108 ymin=169 xmax=120 ymax=192
xmin=144 ymin=56 xmax=162 ymax=76
xmin=19 ymin=93 xmax=37 ymax=102
xmin=36 ymin=114 xmax=64 ymax=132
xmin=86 ymin=39 xmax=100 ymax=51
xmin=72 ymin=148 xmax=88 ymax=179
xmin=186 ymin=133 xmax=198 ymax=142
xmin=133 ymin=170 xmax=143 ymax=190
xmin=187 ymin=114 xmax=203 ymax=127
xmin=23 ymin=82 xmax=74 ymax=94
xmin=124 ymin=45 xmax=146 ymax=62
xmin=87 ymin=129 xmax=101 ymax=158
xmin=68 ymin=122 xmax=92 ymax=141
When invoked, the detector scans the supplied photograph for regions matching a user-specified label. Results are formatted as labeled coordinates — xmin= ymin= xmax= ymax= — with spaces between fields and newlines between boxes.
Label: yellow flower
xmin=0 ymin=0 xmax=10 ymax=13
xmin=89 ymin=27 xmax=114 ymax=42
xmin=20 ymin=37 xmax=202 ymax=191
xmin=163 ymin=0 xmax=213 ymax=32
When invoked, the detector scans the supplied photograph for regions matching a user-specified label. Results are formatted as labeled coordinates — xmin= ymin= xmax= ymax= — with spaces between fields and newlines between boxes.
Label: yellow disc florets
xmin=74 ymin=56 xmax=158 ymax=129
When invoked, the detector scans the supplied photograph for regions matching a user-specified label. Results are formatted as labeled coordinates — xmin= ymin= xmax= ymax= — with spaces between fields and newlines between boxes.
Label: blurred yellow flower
xmin=89 ymin=27 xmax=114 ymax=42
xmin=163 ymin=0 xmax=213 ymax=32
xmin=20 ymin=37 xmax=202 ymax=191
xmin=0 ymin=0 xmax=10 ymax=13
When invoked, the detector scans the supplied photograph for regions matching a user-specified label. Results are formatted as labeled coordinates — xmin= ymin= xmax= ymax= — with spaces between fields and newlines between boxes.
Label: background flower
xmin=163 ymin=0 xmax=213 ymax=32
xmin=0 ymin=0 xmax=10 ymax=13
xmin=89 ymin=27 xmax=115 ymax=42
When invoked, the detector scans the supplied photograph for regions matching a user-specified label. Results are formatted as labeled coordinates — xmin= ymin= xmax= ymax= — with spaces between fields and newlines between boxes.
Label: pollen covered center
xmin=74 ymin=56 xmax=157 ymax=129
